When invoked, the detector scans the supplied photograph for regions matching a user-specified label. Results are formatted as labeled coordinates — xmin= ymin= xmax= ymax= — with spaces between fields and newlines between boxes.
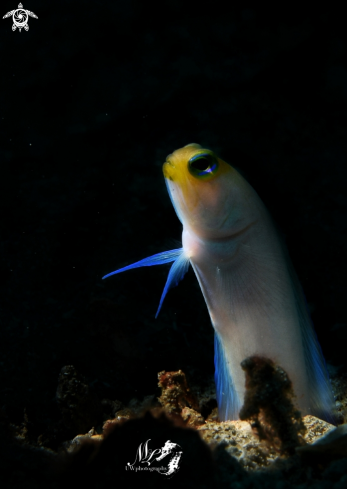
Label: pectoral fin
xmin=102 ymin=248 xmax=190 ymax=318
xmin=155 ymin=249 xmax=190 ymax=318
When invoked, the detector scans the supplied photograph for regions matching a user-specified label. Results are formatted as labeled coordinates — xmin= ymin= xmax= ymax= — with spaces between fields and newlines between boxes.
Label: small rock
xmin=181 ymin=407 xmax=205 ymax=427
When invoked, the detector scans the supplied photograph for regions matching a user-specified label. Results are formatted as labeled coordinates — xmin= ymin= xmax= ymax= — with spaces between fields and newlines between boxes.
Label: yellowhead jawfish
xmin=103 ymin=144 xmax=334 ymax=423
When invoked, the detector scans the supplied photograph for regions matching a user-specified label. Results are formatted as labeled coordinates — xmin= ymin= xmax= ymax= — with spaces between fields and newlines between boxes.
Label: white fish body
xmin=181 ymin=177 xmax=313 ymax=420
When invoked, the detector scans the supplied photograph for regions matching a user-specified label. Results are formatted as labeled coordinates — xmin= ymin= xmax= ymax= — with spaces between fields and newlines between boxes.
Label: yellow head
xmin=163 ymin=143 xmax=253 ymax=239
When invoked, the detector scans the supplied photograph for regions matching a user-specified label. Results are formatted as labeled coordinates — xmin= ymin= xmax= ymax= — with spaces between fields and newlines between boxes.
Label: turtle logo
xmin=3 ymin=3 xmax=38 ymax=32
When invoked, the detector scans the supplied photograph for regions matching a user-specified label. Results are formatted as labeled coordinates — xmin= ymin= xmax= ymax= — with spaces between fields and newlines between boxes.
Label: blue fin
xmin=291 ymin=274 xmax=335 ymax=424
xmin=281 ymin=247 xmax=336 ymax=424
xmin=102 ymin=248 xmax=190 ymax=318
xmin=214 ymin=332 xmax=241 ymax=421
xmin=155 ymin=249 xmax=190 ymax=318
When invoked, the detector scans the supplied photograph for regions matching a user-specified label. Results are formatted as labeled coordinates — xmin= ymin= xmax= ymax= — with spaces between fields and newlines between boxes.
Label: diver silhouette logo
xmin=126 ymin=439 xmax=183 ymax=478
xmin=3 ymin=3 xmax=38 ymax=32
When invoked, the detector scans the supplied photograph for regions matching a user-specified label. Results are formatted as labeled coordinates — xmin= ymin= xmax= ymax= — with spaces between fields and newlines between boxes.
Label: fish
xmin=102 ymin=143 xmax=335 ymax=423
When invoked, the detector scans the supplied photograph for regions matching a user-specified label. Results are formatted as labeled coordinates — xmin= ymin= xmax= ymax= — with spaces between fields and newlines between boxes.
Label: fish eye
xmin=188 ymin=152 xmax=219 ymax=179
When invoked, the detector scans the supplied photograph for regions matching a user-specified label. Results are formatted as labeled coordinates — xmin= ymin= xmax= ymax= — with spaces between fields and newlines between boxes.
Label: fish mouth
xmin=164 ymin=158 xmax=175 ymax=167
xmin=163 ymin=159 xmax=176 ymax=180
xmin=205 ymin=220 xmax=258 ymax=242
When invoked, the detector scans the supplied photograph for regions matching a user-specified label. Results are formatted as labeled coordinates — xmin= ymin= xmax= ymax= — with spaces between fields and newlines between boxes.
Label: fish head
xmin=163 ymin=143 xmax=251 ymax=239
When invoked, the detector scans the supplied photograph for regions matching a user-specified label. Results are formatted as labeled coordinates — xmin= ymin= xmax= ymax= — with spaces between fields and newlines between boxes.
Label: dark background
xmin=1 ymin=0 xmax=347 ymax=485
